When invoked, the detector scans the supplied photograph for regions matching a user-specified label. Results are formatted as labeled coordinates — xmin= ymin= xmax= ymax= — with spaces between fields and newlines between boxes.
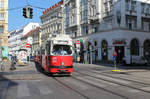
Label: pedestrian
xmin=10 ymin=56 xmax=16 ymax=70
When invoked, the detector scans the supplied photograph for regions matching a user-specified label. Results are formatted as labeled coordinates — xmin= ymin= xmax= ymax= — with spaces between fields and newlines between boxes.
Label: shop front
xmin=113 ymin=39 xmax=126 ymax=63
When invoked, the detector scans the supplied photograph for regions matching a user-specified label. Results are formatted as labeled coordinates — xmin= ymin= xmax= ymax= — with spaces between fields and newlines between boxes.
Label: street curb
xmin=112 ymin=70 xmax=150 ymax=73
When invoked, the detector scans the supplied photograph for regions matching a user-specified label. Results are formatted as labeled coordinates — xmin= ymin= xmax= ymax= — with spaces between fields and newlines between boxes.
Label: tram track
xmin=74 ymin=70 xmax=150 ymax=94
xmin=52 ymin=75 xmax=129 ymax=99
xmin=90 ymin=70 xmax=150 ymax=87
xmin=52 ymin=76 xmax=91 ymax=99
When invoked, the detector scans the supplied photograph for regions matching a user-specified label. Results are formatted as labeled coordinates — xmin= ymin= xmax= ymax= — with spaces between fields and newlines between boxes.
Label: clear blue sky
xmin=8 ymin=0 xmax=60 ymax=31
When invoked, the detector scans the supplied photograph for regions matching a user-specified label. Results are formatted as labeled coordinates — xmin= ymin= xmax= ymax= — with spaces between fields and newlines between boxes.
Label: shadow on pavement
xmin=0 ymin=74 xmax=18 ymax=99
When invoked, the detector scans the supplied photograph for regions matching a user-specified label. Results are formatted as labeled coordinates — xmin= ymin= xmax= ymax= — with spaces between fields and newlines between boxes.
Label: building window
xmin=143 ymin=22 xmax=150 ymax=31
xmin=0 ymin=13 xmax=4 ymax=20
xmin=0 ymin=1 xmax=4 ymax=9
xmin=127 ymin=18 xmax=136 ymax=30
xmin=0 ymin=26 xmax=4 ymax=34
xmin=141 ymin=3 xmax=145 ymax=13
xmin=130 ymin=39 xmax=139 ymax=55
xmin=94 ymin=41 xmax=97 ymax=46
xmin=85 ymin=26 xmax=88 ymax=35
xmin=94 ymin=27 xmax=98 ymax=33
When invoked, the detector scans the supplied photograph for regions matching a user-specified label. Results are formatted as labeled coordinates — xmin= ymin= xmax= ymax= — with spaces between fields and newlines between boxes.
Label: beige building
xmin=0 ymin=0 xmax=8 ymax=58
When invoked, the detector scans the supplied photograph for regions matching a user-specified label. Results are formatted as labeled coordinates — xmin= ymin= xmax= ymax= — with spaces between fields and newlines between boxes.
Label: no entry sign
xmin=26 ymin=43 xmax=31 ymax=48
xmin=76 ymin=40 xmax=80 ymax=44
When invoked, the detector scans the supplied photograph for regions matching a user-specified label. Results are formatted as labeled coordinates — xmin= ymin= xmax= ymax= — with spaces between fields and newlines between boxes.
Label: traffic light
xmin=23 ymin=8 xmax=27 ymax=18
xmin=29 ymin=7 xmax=33 ymax=19
xmin=22 ymin=6 xmax=33 ymax=19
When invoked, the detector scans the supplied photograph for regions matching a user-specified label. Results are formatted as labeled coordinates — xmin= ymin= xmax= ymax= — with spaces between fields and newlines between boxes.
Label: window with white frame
xmin=0 ymin=1 xmax=4 ymax=9
xmin=143 ymin=22 xmax=150 ymax=31
xmin=0 ymin=13 xmax=4 ymax=20
xmin=141 ymin=3 xmax=145 ymax=13
xmin=127 ymin=19 xmax=136 ymax=30
xmin=131 ymin=1 xmax=136 ymax=12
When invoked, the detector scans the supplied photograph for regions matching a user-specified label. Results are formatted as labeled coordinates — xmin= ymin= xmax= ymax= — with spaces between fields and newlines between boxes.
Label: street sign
xmin=26 ymin=43 xmax=31 ymax=48
xmin=76 ymin=40 xmax=80 ymax=44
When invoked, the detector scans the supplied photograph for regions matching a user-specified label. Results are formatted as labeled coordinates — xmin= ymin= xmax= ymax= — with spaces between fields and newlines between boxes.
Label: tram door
xmin=115 ymin=46 xmax=124 ymax=63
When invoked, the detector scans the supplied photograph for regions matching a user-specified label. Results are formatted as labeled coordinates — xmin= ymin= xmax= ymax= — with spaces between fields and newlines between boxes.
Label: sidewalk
xmin=76 ymin=62 xmax=150 ymax=73
xmin=0 ymin=61 xmax=42 ymax=80
xmin=1 ymin=60 xmax=36 ymax=72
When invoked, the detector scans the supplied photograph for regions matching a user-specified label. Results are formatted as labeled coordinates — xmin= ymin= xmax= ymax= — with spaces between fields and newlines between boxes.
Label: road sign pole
xmin=114 ymin=59 xmax=116 ymax=70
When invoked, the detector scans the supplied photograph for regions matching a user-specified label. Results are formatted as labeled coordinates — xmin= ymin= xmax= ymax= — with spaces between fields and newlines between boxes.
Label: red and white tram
xmin=35 ymin=34 xmax=74 ymax=75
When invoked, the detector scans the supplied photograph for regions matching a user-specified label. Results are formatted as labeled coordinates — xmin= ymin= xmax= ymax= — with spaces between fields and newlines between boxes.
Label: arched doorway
xmin=101 ymin=40 xmax=108 ymax=61
xmin=130 ymin=39 xmax=139 ymax=56
xmin=130 ymin=38 xmax=139 ymax=64
xmin=143 ymin=39 xmax=150 ymax=63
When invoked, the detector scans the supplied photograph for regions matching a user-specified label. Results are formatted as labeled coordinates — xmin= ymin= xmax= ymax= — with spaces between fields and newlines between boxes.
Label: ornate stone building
xmin=64 ymin=0 xmax=150 ymax=64
xmin=40 ymin=0 xmax=64 ymax=45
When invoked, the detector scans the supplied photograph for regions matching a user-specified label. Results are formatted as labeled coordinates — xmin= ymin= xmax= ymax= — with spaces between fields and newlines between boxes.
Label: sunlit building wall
xmin=0 ymin=0 xmax=8 ymax=58
xmin=64 ymin=0 xmax=150 ymax=64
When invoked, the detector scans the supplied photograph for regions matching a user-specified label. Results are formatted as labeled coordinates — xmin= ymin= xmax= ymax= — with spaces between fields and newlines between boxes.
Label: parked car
xmin=123 ymin=56 xmax=147 ymax=65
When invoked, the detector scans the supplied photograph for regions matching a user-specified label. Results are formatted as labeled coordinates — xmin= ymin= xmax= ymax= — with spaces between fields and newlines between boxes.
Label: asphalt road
xmin=1 ymin=62 xmax=150 ymax=99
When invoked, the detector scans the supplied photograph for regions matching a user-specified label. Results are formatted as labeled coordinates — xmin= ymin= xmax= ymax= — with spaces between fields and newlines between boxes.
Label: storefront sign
xmin=113 ymin=39 xmax=126 ymax=45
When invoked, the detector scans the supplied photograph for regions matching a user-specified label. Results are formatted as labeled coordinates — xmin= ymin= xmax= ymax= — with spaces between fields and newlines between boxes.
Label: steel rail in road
xmin=52 ymin=77 xmax=91 ymax=99
xmin=74 ymin=70 xmax=150 ymax=95
xmin=90 ymin=70 xmax=150 ymax=87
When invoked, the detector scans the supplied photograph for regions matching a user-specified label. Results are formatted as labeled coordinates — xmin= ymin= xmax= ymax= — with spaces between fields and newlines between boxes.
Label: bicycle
xmin=0 ymin=61 xmax=5 ymax=71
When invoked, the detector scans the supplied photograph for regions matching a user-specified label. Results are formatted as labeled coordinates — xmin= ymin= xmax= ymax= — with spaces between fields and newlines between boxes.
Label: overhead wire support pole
xmin=31 ymin=5 xmax=46 ymax=10
xmin=7 ymin=7 xmax=24 ymax=11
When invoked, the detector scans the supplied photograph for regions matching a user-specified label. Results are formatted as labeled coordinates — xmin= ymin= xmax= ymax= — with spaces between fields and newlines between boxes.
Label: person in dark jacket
xmin=10 ymin=56 xmax=16 ymax=70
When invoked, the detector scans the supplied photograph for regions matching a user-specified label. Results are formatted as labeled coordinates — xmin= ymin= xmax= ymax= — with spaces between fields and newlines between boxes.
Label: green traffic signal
xmin=22 ymin=6 xmax=33 ymax=19
xmin=29 ymin=7 xmax=33 ymax=19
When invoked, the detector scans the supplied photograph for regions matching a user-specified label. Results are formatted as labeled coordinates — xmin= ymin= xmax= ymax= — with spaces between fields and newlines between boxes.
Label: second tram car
xmin=36 ymin=34 xmax=73 ymax=75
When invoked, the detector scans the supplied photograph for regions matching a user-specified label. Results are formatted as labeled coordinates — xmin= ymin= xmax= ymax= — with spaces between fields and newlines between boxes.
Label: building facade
xmin=0 ymin=0 xmax=8 ymax=58
xmin=21 ymin=27 xmax=41 ymax=56
xmin=8 ymin=29 xmax=23 ymax=55
xmin=64 ymin=0 xmax=150 ymax=64
xmin=8 ymin=23 xmax=39 ymax=56
xmin=40 ymin=0 xmax=64 ymax=45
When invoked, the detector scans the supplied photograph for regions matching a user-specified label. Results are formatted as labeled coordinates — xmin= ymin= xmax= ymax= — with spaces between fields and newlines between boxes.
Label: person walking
xmin=10 ymin=56 xmax=16 ymax=70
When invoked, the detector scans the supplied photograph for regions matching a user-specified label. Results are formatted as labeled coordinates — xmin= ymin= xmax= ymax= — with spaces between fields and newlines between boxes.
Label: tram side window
xmin=52 ymin=45 xmax=72 ymax=55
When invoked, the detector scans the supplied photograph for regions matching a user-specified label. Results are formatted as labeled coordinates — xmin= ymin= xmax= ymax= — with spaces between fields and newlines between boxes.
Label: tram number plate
xmin=60 ymin=70 xmax=66 ymax=72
